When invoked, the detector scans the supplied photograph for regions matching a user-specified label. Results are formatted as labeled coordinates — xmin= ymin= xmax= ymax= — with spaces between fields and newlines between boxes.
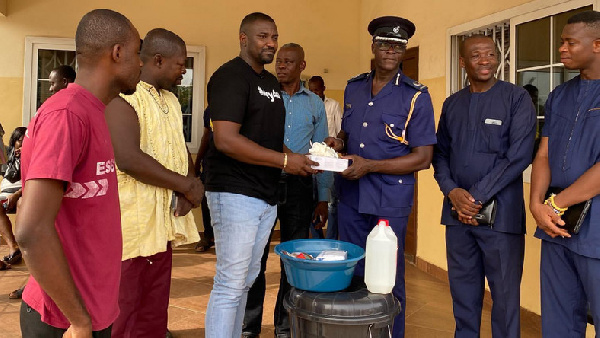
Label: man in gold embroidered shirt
xmin=105 ymin=28 xmax=204 ymax=338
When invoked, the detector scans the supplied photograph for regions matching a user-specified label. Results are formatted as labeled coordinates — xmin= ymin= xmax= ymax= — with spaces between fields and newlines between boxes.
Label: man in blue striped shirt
xmin=243 ymin=43 xmax=332 ymax=338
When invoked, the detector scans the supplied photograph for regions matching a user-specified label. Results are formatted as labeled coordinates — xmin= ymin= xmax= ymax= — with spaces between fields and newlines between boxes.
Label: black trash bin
xmin=284 ymin=287 xmax=400 ymax=338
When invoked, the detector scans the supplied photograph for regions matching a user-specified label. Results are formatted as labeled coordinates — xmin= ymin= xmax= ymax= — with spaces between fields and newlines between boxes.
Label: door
xmin=401 ymin=47 xmax=419 ymax=263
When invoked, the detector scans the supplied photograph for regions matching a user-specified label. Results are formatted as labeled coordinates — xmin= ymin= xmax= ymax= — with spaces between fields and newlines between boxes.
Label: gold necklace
xmin=141 ymin=82 xmax=169 ymax=114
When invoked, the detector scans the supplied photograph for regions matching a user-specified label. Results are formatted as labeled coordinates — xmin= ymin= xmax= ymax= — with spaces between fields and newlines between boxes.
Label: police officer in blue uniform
xmin=433 ymin=35 xmax=536 ymax=337
xmin=530 ymin=11 xmax=600 ymax=337
xmin=326 ymin=16 xmax=436 ymax=338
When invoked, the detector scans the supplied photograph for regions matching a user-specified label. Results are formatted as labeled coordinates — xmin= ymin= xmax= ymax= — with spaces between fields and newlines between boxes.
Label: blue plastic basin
xmin=275 ymin=239 xmax=365 ymax=292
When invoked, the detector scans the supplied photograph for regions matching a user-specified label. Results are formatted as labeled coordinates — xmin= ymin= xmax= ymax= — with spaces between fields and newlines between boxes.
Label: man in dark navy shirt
xmin=326 ymin=16 xmax=436 ymax=338
xmin=433 ymin=35 xmax=536 ymax=338
xmin=530 ymin=11 xmax=600 ymax=336
xmin=203 ymin=12 xmax=316 ymax=338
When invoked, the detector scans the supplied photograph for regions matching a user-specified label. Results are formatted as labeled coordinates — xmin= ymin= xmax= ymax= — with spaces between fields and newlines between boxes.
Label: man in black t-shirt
xmin=203 ymin=12 xmax=316 ymax=338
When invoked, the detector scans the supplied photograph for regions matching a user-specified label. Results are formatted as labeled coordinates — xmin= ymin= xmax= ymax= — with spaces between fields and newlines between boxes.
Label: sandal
xmin=0 ymin=261 xmax=10 ymax=271
xmin=9 ymin=287 xmax=24 ymax=299
xmin=194 ymin=238 xmax=214 ymax=252
xmin=3 ymin=249 xmax=22 ymax=265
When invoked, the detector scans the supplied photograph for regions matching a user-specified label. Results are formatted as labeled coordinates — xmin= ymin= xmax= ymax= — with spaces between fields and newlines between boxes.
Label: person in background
xmin=308 ymin=75 xmax=343 ymax=240
xmin=194 ymin=108 xmax=215 ymax=253
xmin=308 ymin=76 xmax=342 ymax=138
xmin=0 ymin=127 xmax=27 ymax=271
xmin=530 ymin=11 xmax=600 ymax=336
xmin=0 ymin=124 xmax=6 ymax=165
xmin=433 ymin=35 xmax=536 ymax=338
xmin=49 ymin=65 xmax=77 ymax=95
xmin=325 ymin=16 xmax=437 ymax=338
xmin=16 ymin=9 xmax=142 ymax=337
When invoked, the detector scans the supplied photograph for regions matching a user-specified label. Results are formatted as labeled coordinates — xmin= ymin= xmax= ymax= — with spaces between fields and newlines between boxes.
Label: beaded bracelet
xmin=544 ymin=194 xmax=568 ymax=216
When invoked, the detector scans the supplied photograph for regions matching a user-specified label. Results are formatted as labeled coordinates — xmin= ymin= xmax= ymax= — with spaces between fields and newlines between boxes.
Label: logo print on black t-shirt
xmin=257 ymin=86 xmax=281 ymax=102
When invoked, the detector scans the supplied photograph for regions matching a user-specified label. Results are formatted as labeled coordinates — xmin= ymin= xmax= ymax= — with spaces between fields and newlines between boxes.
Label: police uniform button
xmin=368 ymin=102 xmax=374 ymax=106
xmin=390 ymin=124 xmax=395 ymax=127
xmin=398 ymin=179 xmax=403 ymax=183
xmin=363 ymin=122 xmax=368 ymax=127
xmin=360 ymin=143 xmax=365 ymax=148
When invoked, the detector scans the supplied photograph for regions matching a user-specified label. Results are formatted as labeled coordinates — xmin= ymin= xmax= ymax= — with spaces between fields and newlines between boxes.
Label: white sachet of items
xmin=315 ymin=250 xmax=347 ymax=261
xmin=308 ymin=142 xmax=338 ymax=158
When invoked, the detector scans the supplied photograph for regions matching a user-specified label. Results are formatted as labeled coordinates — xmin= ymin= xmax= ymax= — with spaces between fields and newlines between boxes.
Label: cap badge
xmin=393 ymin=26 xmax=400 ymax=34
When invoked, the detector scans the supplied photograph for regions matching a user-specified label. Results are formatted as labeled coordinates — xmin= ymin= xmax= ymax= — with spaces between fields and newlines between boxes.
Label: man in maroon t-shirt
xmin=16 ymin=9 xmax=142 ymax=338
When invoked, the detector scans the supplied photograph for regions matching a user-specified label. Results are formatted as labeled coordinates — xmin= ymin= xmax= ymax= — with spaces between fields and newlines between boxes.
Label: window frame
xmin=22 ymin=37 xmax=206 ymax=153
xmin=183 ymin=45 xmax=206 ymax=154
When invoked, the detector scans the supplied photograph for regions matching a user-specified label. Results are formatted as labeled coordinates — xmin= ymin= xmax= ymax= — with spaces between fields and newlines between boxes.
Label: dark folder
xmin=545 ymin=187 xmax=591 ymax=235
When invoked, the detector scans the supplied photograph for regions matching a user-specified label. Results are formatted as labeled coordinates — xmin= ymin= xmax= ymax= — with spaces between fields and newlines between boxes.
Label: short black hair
xmin=240 ymin=12 xmax=275 ymax=33
xmin=308 ymin=75 xmax=325 ymax=87
xmin=7 ymin=127 xmax=27 ymax=154
xmin=75 ymin=9 xmax=136 ymax=60
xmin=280 ymin=42 xmax=305 ymax=60
xmin=141 ymin=28 xmax=186 ymax=62
xmin=51 ymin=65 xmax=76 ymax=83
xmin=567 ymin=11 xmax=600 ymax=30
xmin=459 ymin=34 xmax=498 ymax=58
xmin=523 ymin=84 xmax=538 ymax=94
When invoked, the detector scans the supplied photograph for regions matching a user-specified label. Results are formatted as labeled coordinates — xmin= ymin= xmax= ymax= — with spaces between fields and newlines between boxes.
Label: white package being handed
xmin=315 ymin=250 xmax=347 ymax=261
xmin=308 ymin=155 xmax=349 ymax=172
xmin=307 ymin=142 xmax=349 ymax=172
xmin=364 ymin=219 xmax=398 ymax=294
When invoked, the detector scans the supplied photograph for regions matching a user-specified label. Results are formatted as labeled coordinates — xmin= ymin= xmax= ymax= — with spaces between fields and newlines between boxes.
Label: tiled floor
xmin=0 ymin=243 xmax=595 ymax=337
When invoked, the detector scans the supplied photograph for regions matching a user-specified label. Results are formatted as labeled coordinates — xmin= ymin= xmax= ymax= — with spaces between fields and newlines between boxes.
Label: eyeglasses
xmin=375 ymin=41 xmax=406 ymax=53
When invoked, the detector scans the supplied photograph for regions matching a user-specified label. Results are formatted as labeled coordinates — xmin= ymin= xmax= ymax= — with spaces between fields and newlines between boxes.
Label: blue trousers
xmin=445 ymin=224 xmax=524 ymax=338
xmin=541 ymin=241 xmax=600 ymax=338
xmin=326 ymin=186 xmax=339 ymax=240
xmin=338 ymin=201 xmax=407 ymax=338
xmin=205 ymin=192 xmax=277 ymax=338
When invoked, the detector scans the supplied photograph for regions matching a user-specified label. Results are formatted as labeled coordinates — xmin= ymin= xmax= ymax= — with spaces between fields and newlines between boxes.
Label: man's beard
xmin=259 ymin=49 xmax=276 ymax=64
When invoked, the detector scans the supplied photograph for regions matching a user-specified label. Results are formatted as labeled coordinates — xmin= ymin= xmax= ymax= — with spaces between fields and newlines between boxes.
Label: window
xmin=23 ymin=38 xmax=206 ymax=152
xmin=515 ymin=5 xmax=592 ymax=138
xmin=170 ymin=45 xmax=206 ymax=152
xmin=23 ymin=37 xmax=75 ymax=124
xmin=36 ymin=49 xmax=76 ymax=109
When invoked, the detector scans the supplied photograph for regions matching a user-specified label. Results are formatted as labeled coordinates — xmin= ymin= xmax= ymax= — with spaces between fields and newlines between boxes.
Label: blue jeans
xmin=205 ymin=192 xmax=277 ymax=338
xmin=244 ymin=174 xmax=314 ymax=336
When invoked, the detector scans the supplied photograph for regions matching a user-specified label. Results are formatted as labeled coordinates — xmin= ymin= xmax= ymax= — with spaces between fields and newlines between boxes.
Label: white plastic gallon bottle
xmin=364 ymin=219 xmax=398 ymax=294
